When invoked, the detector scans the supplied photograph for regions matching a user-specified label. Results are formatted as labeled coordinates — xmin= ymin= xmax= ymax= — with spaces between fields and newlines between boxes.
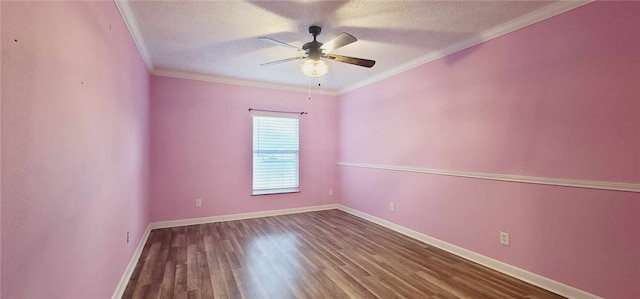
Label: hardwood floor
xmin=123 ymin=209 xmax=563 ymax=299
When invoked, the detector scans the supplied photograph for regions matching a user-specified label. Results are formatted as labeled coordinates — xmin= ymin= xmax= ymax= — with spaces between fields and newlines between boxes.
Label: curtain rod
xmin=248 ymin=108 xmax=308 ymax=115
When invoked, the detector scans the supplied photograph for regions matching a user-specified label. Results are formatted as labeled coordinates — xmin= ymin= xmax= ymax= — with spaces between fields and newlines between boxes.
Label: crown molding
xmin=338 ymin=162 xmax=640 ymax=193
xmin=114 ymin=0 xmax=153 ymax=71
xmin=338 ymin=0 xmax=594 ymax=95
xmin=151 ymin=69 xmax=339 ymax=96
xmin=115 ymin=0 xmax=592 ymax=95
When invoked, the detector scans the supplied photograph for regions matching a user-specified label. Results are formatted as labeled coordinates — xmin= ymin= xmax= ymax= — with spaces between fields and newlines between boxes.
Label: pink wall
xmin=339 ymin=2 xmax=639 ymax=298
xmin=149 ymin=76 xmax=339 ymax=222
xmin=1 ymin=1 xmax=638 ymax=298
xmin=1 ymin=2 xmax=3 ymax=296
xmin=1 ymin=2 xmax=150 ymax=298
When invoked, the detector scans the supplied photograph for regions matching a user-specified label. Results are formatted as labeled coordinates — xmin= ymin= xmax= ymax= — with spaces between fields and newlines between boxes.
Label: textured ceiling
xmin=121 ymin=0 xmax=575 ymax=93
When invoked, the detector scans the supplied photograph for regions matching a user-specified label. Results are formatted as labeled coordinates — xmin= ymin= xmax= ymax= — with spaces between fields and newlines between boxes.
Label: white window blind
xmin=252 ymin=112 xmax=299 ymax=195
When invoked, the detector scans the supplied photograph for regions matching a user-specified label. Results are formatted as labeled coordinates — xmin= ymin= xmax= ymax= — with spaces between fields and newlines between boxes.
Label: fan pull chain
xmin=308 ymin=76 xmax=311 ymax=100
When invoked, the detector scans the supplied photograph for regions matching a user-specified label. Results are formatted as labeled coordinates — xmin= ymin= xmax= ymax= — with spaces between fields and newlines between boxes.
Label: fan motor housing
xmin=303 ymin=42 xmax=323 ymax=59
xmin=303 ymin=26 xmax=324 ymax=60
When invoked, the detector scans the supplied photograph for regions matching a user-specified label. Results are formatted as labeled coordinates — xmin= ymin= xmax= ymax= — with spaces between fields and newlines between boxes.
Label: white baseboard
xmin=111 ymin=225 xmax=152 ymax=299
xmin=149 ymin=204 xmax=339 ymax=230
xmin=113 ymin=203 xmax=600 ymax=299
xmin=336 ymin=204 xmax=603 ymax=299
xmin=111 ymin=204 xmax=338 ymax=298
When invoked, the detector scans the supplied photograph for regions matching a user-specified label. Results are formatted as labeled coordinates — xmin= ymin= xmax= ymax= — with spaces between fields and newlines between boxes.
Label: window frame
xmin=251 ymin=111 xmax=300 ymax=196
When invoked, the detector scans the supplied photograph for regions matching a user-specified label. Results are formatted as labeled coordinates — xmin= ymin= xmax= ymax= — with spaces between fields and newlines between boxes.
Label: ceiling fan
xmin=259 ymin=26 xmax=375 ymax=77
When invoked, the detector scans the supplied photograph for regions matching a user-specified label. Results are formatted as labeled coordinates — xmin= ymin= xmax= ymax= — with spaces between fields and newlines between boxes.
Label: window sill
xmin=252 ymin=188 xmax=300 ymax=196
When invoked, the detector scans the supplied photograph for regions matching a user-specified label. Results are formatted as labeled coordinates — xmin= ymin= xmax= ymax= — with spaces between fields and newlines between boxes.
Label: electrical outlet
xmin=328 ymin=188 xmax=334 ymax=196
xmin=389 ymin=202 xmax=395 ymax=211
xmin=500 ymin=231 xmax=510 ymax=246
xmin=126 ymin=231 xmax=129 ymax=244
xmin=195 ymin=198 xmax=202 ymax=207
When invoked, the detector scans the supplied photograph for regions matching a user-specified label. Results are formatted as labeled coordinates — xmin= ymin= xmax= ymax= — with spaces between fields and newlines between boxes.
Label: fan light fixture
xmin=300 ymin=59 xmax=328 ymax=77
xmin=260 ymin=26 xmax=375 ymax=80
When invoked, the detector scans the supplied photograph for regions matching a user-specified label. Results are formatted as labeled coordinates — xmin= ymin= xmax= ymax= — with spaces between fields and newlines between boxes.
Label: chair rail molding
xmin=337 ymin=162 xmax=640 ymax=193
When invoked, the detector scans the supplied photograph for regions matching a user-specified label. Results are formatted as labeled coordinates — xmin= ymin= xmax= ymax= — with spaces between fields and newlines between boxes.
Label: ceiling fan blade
xmin=325 ymin=54 xmax=375 ymax=68
xmin=260 ymin=56 xmax=305 ymax=66
xmin=258 ymin=37 xmax=302 ymax=51
xmin=320 ymin=32 xmax=357 ymax=53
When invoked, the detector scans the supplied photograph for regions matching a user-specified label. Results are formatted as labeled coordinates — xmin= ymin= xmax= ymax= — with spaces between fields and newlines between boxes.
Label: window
xmin=252 ymin=112 xmax=300 ymax=195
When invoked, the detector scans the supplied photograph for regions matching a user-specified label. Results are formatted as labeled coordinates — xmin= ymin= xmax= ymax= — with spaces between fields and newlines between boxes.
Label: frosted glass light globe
xmin=300 ymin=59 xmax=328 ymax=77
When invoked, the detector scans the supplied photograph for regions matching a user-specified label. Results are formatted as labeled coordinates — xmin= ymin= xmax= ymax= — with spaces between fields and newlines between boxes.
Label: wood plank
xmin=158 ymin=261 xmax=175 ymax=298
